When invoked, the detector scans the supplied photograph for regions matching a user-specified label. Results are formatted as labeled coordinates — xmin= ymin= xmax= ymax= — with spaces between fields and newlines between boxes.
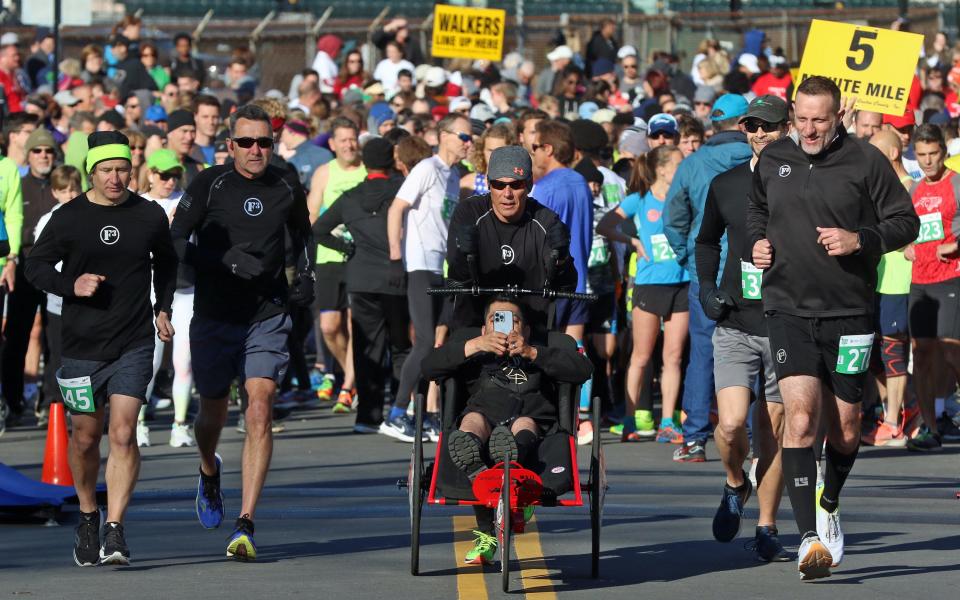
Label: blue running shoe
xmin=226 ymin=514 xmax=257 ymax=561
xmin=196 ymin=453 xmax=224 ymax=529
xmin=712 ymin=470 xmax=752 ymax=542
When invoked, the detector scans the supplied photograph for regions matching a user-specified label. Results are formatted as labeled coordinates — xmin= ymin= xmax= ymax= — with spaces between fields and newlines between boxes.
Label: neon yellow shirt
xmin=316 ymin=160 xmax=366 ymax=265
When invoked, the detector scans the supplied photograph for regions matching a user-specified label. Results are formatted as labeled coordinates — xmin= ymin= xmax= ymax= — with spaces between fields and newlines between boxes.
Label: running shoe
xmin=331 ymin=388 xmax=355 ymax=414
xmin=448 ymin=430 xmax=487 ymax=479
xmin=815 ymin=481 xmax=843 ymax=565
xmin=797 ymin=534 xmax=832 ymax=581
xmin=655 ymin=422 xmax=683 ymax=444
xmin=906 ymin=427 xmax=943 ymax=452
xmin=99 ymin=522 xmax=130 ymax=566
xmin=861 ymin=421 xmax=906 ymax=447
xmin=316 ymin=375 xmax=335 ymax=404
xmin=901 ymin=405 xmax=922 ymax=439
xmin=712 ymin=471 xmax=752 ymax=542
xmin=74 ymin=510 xmax=101 ymax=567
xmin=621 ymin=430 xmax=646 ymax=442
xmin=169 ymin=423 xmax=196 ymax=448
xmin=353 ymin=423 xmax=379 ymax=434
xmin=464 ymin=530 xmax=497 ymax=565
xmin=136 ymin=422 xmax=150 ymax=448
xmin=226 ymin=514 xmax=257 ymax=561
xmin=576 ymin=420 xmax=594 ymax=446
xmin=635 ymin=410 xmax=656 ymax=438
xmin=423 ymin=414 xmax=441 ymax=442
xmin=36 ymin=407 xmax=49 ymax=429
xmin=196 ymin=453 xmax=224 ymax=529
xmin=379 ymin=414 xmax=421 ymax=442
xmin=489 ymin=425 xmax=518 ymax=463
xmin=673 ymin=440 xmax=706 ymax=462
xmin=750 ymin=525 xmax=791 ymax=562
xmin=609 ymin=423 xmax=624 ymax=436
xmin=937 ymin=412 xmax=960 ymax=441
xmin=308 ymin=368 xmax=325 ymax=392
xmin=236 ymin=414 xmax=246 ymax=433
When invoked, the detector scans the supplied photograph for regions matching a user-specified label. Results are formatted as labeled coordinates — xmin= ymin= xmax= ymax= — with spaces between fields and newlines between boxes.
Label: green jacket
xmin=0 ymin=155 xmax=23 ymax=264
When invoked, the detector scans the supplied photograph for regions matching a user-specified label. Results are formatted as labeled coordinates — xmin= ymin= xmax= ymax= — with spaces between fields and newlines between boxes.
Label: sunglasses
xmin=531 ymin=143 xmax=546 ymax=152
xmin=157 ymin=171 xmax=180 ymax=181
xmin=489 ymin=179 xmax=527 ymax=191
xmin=131 ymin=145 xmax=146 ymax=151
xmin=447 ymin=131 xmax=472 ymax=143
xmin=648 ymin=131 xmax=676 ymax=140
xmin=232 ymin=136 xmax=274 ymax=149
xmin=30 ymin=147 xmax=55 ymax=155
xmin=743 ymin=120 xmax=783 ymax=133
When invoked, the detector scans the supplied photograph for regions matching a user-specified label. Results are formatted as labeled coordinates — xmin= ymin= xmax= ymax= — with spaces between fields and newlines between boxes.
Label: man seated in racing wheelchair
xmin=421 ymin=296 xmax=592 ymax=564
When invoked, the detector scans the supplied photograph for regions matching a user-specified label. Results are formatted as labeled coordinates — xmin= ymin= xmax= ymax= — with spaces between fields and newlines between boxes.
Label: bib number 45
xmin=56 ymin=372 xmax=96 ymax=413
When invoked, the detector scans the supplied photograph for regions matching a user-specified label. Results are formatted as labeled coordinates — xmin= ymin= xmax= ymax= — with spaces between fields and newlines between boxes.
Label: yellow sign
xmin=795 ymin=19 xmax=923 ymax=115
xmin=432 ymin=4 xmax=506 ymax=62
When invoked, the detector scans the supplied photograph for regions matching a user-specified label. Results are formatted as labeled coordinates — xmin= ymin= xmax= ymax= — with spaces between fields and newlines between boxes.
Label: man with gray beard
xmin=2 ymin=128 xmax=57 ymax=425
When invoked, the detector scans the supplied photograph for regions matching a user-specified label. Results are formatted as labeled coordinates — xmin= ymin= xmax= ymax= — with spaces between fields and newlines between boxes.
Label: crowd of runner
xmin=0 ymin=12 xmax=957 ymax=579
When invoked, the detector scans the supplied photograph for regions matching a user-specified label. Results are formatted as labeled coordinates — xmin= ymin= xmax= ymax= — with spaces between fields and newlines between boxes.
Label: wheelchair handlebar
xmin=427 ymin=286 xmax=598 ymax=302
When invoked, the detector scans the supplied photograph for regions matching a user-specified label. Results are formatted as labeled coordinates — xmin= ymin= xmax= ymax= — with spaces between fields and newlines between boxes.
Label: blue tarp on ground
xmin=0 ymin=463 xmax=75 ymax=509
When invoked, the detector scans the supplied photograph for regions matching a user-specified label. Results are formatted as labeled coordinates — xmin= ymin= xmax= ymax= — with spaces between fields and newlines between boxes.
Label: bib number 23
xmin=57 ymin=371 xmax=96 ymax=413
xmin=835 ymin=334 xmax=874 ymax=375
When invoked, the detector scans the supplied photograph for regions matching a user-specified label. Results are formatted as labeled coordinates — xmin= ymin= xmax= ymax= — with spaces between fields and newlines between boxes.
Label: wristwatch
xmin=5 ymin=254 xmax=17 ymax=265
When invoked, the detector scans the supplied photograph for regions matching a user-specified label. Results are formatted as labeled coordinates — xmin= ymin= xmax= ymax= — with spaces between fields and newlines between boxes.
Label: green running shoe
xmin=464 ymin=530 xmax=497 ymax=565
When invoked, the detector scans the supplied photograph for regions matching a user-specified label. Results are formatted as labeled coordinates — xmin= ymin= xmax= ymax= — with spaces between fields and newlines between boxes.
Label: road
xmin=1 ymin=404 xmax=958 ymax=599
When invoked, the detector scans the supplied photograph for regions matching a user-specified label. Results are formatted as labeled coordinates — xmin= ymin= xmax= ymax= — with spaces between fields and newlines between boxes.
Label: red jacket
xmin=0 ymin=68 xmax=24 ymax=112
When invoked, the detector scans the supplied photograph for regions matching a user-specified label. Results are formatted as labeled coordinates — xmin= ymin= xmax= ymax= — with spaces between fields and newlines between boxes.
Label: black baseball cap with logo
xmin=739 ymin=94 xmax=789 ymax=124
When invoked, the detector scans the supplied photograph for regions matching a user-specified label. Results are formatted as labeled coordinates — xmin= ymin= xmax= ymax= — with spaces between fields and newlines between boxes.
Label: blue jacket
xmin=663 ymin=130 xmax=752 ymax=280
xmin=534 ymin=168 xmax=593 ymax=293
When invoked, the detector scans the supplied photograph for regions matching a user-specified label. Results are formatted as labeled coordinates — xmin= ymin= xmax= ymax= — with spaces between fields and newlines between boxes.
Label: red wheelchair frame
xmin=400 ymin=329 xmax=607 ymax=592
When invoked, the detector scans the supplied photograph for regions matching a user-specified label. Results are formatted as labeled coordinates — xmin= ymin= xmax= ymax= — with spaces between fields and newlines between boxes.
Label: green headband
xmin=86 ymin=143 xmax=133 ymax=173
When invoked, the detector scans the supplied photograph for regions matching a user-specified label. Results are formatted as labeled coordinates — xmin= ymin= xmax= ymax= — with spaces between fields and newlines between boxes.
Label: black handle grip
xmin=426 ymin=286 xmax=597 ymax=302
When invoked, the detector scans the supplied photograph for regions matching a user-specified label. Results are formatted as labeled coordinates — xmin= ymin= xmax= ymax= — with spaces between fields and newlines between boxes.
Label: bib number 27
xmin=835 ymin=334 xmax=874 ymax=375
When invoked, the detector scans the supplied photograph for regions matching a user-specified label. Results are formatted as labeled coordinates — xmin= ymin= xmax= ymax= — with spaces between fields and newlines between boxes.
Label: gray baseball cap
xmin=487 ymin=145 xmax=533 ymax=182
xmin=740 ymin=94 xmax=789 ymax=124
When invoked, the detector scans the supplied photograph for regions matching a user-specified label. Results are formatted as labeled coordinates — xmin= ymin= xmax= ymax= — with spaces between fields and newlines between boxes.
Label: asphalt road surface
xmin=2 ymin=403 xmax=958 ymax=599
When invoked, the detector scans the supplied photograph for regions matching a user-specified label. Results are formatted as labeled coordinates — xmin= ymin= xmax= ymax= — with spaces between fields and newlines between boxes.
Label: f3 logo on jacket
xmin=778 ymin=165 xmax=792 ymax=178
xmin=501 ymin=244 xmax=515 ymax=265
xmin=100 ymin=226 xmax=120 ymax=245
xmin=244 ymin=198 xmax=264 ymax=216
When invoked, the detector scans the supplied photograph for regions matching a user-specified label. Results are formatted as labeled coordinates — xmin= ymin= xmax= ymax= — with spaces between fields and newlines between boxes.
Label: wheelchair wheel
xmin=409 ymin=394 xmax=426 ymax=576
xmin=498 ymin=459 xmax=512 ymax=592
xmin=589 ymin=391 xmax=604 ymax=579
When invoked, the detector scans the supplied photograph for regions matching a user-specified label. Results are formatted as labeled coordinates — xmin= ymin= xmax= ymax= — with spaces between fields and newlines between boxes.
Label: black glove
xmin=388 ymin=259 xmax=406 ymax=290
xmin=454 ymin=223 xmax=478 ymax=256
xmin=343 ymin=239 xmax=356 ymax=259
xmin=222 ymin=242 xmax=264 ymax=280
xmin=288 ymin=268 xmax=316 ymax=307
xmin=699 ymin=284 xmax=734 ymax=321
xmin=545 ymin=221 xmax=570 ymax=258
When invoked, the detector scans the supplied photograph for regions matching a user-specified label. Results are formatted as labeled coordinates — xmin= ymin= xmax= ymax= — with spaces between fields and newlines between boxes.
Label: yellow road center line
xmin=453 ymin=515 xmax=489 ymax=600
xmin=513 ymin=517 xmax=558 ymax=600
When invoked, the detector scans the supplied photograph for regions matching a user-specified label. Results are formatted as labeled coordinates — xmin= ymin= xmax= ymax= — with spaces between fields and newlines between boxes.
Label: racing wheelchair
xmin=398 ymin=285 xmax=607 ymax=592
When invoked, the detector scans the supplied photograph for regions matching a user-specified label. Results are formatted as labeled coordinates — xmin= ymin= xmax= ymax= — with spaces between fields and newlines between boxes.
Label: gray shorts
xmin=190 ymin=313 xmax=292 ymax=398
xmin=58 ymin=344 xmax=156 ymax=413
xmin=712 ymin=326 xmax=782 ymax=403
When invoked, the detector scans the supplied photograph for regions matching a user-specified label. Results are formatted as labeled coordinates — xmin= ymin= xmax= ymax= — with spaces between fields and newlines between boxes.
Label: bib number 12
xmin=835 ymin=334 xmax=875 ymax=375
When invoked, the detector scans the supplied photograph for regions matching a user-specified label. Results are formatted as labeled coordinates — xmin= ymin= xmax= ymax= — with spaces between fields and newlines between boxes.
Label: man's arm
xmin=151 ymin=211 xmax=177 ymax=316
xmin=694 ymin=184 xmax=725 ymax=288
xmin=531 ymin=345 xmax=593 ymax=384
xmin=24 ymin=214 xmax=74 ymax=297
xmin=858 ymin=149 xmax=920 ymax=256
xmin=662 ymin=164 xmax=692 ymax=267
xmin=312 ymin=196 xmax=349 ymax=254
xmin=3 ymin=164 xmax=23 ymax=258
xmin=285 ymin=175 xmax=313 ymax=271
xmin=387 ymin=197 xmax=411 ymax=261
xmin=746 ymin=162 xmax=770 ymax=249
xmin=306 ymin=163 xmax=328 ymax=224
xmin=421 ymin=339 xmax=470 ymax=380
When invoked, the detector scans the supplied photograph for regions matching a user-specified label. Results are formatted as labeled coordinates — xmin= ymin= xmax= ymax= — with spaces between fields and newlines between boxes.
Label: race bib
xmin=601 ymin=184 xmax=622 ymax=205
xmin=741 ymin=261 xmax=763 ymax=300
xmin=56 ymin=372 xmax=96 ymax=413
xmin=588 ymin=238 xmax=610 ymax=268
xmin=835 ymin=334 xmax=874 ymax=375
xmin=650 ymin=234 xmax=676 ymax=262
xmin=916 ymin=212 xmax=945 ymax=243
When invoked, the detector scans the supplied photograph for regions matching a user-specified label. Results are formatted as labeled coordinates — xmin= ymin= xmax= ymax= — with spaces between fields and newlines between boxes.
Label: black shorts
xmin=554 ymin=298 xmax=590 ymax=328
xmin=765 ymin=312 xmax=874 ymax=404
xmin=632 ymin=283 xmax=689 ymax=317
xmin=57 ymin=344 xmax=155 ymax=413
xmin=909 ymin=279 xmax=960 ymax=339
xmin=585 ymin=292 xmax=618 ymax=334
xmin=314 ymin=262 xmax=347 ymax=312
xmin=462 ymin=390 xmax=557 ymax=430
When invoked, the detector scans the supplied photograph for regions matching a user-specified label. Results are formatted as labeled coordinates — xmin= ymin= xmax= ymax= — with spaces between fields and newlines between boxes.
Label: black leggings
xmin=396 ymin=271 xmax=443 ymax=409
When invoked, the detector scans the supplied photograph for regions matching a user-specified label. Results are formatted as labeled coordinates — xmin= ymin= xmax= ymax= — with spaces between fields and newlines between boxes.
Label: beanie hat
xmin=86 ymin=130 xmax=132 ymax=173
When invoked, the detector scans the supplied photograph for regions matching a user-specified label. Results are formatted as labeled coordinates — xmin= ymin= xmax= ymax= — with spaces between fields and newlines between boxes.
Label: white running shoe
xmin=136 ymin=422 xmax=151 ymax=448
xmin=577 ymin=421 xmax=594 ymax=446
xmin=797 ymin=534 xmax=833 ymax=581
xmin=815 ymin=481 xmax=844 ymax=565
xmin=170 ymin=422 xmax=196 ymax=448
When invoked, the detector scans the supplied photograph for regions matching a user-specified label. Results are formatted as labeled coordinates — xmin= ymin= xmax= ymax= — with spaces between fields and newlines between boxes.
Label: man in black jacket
xmin=696 ymin=95 xmax=790 ymax=562
xmin=445 ymin=145 xmax=577 ymax=335
xmin=313 ymin=137 xmax=413 ymax=440
xmin=748 ymin=76 xmax=919 ymax=580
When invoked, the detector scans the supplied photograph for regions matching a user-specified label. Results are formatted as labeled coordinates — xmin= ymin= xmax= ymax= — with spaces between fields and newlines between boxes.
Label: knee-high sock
xmin=820 ymin=442 xmax=858 ymax=512
xmin=782 ymin=446 xmax=818 ymax=538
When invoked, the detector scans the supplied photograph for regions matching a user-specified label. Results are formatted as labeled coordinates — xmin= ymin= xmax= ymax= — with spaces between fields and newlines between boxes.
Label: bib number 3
xmin=835 ymin=334 xmax=875 ymax=375
xmin=650 ymin=234 xmax=676 ymax=262
xmin=741 ymin=261 xmax=762 ymax=300
xmin=57 ymin=371 xmax=96 ymax=413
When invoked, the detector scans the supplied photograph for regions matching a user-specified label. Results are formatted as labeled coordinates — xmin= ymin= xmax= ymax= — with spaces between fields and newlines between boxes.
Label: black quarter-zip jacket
xmin=747 ymin=127 xmax=919 ymax=317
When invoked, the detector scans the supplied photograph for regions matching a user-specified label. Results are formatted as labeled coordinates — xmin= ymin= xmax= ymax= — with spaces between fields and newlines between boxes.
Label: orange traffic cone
xmin=41 ymin=402 xmax=73 ymax=486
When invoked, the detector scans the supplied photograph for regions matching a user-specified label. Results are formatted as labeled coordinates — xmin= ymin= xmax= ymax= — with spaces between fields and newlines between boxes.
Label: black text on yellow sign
xmin=432 ymin=4 xmax=506 ymax=62
xmin=795 ymin=19 xmax=923 ymax=116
